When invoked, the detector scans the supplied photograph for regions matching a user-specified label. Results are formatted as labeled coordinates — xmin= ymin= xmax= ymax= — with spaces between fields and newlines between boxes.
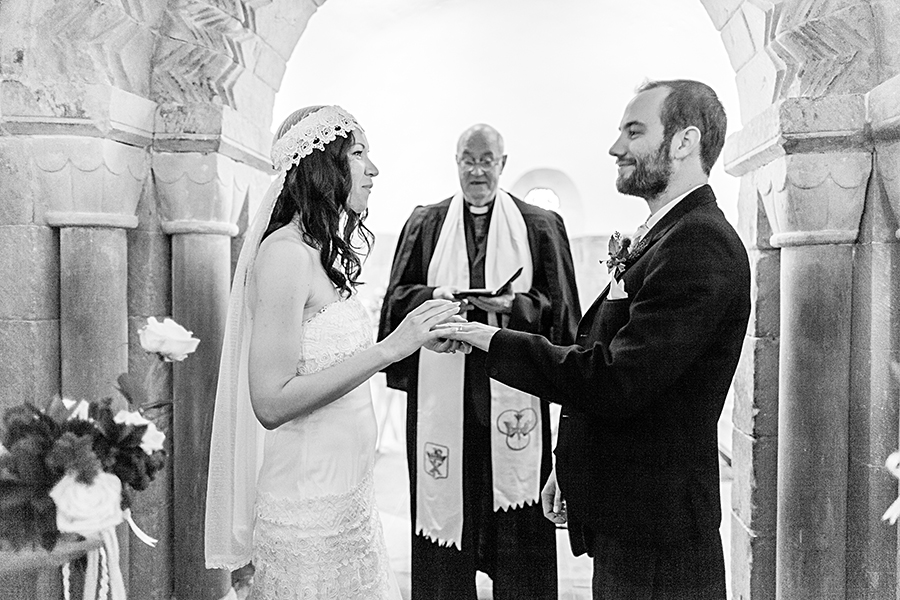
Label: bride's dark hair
xmin=263 ymin=106 xmax=374 ymax=297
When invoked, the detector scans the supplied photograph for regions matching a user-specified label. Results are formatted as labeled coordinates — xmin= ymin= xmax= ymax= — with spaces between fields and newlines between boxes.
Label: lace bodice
xmin=296 ymin=297 xmax=373 ymax=376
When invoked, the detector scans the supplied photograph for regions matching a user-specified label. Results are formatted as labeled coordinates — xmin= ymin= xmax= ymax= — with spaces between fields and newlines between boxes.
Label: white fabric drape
xmin=204 ymin=172 xmax=284 ymax=570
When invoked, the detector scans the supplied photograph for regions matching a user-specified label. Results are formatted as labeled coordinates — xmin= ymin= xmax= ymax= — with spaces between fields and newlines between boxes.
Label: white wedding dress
xmin=250 ymin=296 xmax=401 ymax=600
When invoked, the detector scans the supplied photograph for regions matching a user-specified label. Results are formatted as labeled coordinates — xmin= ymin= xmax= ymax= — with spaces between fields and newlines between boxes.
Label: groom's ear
xmin=671 ymin=126 xmax=701 ymax=162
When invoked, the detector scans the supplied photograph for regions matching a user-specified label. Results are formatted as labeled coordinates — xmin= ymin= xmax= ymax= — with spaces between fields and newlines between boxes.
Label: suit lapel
xmin=579 ymin=185 xmax=717 ymax=336
xmin=618 ymin=185 xmax=716 ymax=276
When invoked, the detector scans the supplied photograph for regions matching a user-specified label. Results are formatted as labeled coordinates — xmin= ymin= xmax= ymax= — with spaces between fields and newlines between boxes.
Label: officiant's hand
xmin=467 ymin=288 xmax=514 ymax=314
xmin=541 ymin=468 xmax=567 ymax=525
xmin=433 ymin=285 xmax=460 ymax=300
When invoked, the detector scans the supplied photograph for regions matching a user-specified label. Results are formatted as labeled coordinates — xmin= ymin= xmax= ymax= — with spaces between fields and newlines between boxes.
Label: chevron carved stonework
xmin=34 ymin=0 xmax=156 ymax=95
xmin=770 ymin=0 xmax=877 ymax=98
xmin=152 ymin=0 xmax=272 ymax=108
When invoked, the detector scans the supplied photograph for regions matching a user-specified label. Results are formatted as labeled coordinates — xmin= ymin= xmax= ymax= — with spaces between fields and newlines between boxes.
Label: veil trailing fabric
xmin=204 ymin=106 xmax=362 ymax=570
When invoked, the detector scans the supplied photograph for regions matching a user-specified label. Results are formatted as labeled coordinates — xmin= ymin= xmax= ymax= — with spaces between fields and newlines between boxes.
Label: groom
xmin=439 ymin=79 xmax=750 ymax=599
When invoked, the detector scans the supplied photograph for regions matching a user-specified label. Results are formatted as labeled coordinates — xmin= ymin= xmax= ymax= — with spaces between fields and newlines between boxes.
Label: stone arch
xmin=2 ymin=1 xmax=900 ymax=599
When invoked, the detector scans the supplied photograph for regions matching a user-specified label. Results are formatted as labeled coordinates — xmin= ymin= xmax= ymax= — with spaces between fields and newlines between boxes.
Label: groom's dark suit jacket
xmin=487 ymin=184 xmax=750 ymax=554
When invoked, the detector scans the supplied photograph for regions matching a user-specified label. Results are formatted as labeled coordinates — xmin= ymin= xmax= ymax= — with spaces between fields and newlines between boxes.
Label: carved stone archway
xmin=1 ymin=1 xmax=900 ymax=599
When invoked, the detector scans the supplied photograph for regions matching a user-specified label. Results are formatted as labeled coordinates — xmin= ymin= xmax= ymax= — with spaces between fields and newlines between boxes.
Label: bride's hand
xmin=423 ymin=315 xmax=472 ymax=354
xmin=381 ymin=299 xmax=461 ymax=362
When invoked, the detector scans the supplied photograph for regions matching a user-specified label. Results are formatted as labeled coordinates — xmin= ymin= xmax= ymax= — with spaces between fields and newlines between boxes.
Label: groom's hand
xmin=424 ymin=315 xmax=472 ymax=354
xmin=541 ymin=468 xmax=567 ymax=525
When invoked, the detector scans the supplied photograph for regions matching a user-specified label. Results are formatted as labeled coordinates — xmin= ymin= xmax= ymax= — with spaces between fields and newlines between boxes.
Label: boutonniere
xmin=605 ymin=231 xmax=632 ymax=276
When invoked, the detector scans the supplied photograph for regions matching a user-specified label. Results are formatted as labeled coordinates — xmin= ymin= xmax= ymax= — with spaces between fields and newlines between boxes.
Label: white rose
xmin=62 ymin=398 xmax=91 ymax=421
xmin=50 ymin=472 xmax=124 ymax=536
xmin=139 ymin=421 xmax=166 ymax=455
xmin=138 ymin=317 xmax=200 ymax=362
xmin=113 ymin=410 xmax=166 ymax=456
xmin=113 ymin=409 xmax=150 ymax=428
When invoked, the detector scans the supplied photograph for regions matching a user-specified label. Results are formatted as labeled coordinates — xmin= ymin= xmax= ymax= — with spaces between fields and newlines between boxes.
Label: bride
xmin=204 ymin=105 xmax=462 ymax=599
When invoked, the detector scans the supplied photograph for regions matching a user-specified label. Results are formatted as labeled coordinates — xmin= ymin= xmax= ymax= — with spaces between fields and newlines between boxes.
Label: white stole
xmin=415 ymin=190 xmax=542 ymax=549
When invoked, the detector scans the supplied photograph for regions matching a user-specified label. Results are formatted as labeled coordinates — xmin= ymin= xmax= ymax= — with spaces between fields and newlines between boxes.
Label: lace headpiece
xmin=271 ymin=105 xmax=362 ymax=171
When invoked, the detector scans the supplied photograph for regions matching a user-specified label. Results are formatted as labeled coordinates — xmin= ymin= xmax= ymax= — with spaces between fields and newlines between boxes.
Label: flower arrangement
xmin=0 ymin=317 xmax=199 ymax=554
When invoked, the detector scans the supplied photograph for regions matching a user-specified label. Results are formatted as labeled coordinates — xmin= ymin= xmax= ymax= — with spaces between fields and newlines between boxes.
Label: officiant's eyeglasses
xmin=457 ymin=155 xmax=503 ymax=171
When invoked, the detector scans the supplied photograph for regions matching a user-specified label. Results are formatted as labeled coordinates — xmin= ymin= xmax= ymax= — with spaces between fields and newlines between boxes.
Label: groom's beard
xmin=616 ymin=140 xmax=672 ymax=199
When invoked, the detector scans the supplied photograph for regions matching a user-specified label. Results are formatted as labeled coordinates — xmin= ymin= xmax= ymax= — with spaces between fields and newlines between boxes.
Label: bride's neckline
xmin=302 ymin=295 xmax=351 ymax=325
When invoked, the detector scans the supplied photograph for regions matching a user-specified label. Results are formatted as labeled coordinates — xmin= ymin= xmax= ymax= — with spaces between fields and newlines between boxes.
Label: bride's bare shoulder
xmin=256 ymin=226 xmax=317 ymax=271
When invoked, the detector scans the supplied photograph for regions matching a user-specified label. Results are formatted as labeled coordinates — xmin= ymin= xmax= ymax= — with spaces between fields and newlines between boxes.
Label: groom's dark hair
xmin=638 ymin=79 xmax=726 ymax=175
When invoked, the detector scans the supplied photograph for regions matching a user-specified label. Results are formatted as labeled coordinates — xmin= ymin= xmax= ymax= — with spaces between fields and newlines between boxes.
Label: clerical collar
xmin=466 ymin=202 xmax=492 ymax=215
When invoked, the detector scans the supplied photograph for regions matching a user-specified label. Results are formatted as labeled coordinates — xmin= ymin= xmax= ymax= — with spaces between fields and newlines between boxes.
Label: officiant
xmin=377 ymin=123 xmax=581 ymax=599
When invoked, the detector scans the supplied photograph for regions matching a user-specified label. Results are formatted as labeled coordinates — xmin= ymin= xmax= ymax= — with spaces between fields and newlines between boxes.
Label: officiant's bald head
xmin=456 ymin=124 xmax=507 ymax=206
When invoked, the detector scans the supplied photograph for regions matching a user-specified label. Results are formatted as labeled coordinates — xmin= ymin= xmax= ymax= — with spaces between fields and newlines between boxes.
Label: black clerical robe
xmin=378 ymin=193 xmax=580 ymax=600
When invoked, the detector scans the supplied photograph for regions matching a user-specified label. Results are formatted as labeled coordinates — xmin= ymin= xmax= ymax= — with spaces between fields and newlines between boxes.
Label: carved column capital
xmin=723 ymin=94 xmax=871 ymax=248
xmin=30 ymin=137 xmax=149 ymax=230
xmin=757 ymin=152 xmax=871 ymax=248
xmin=153 ymin=151 xmax=270 ymax=237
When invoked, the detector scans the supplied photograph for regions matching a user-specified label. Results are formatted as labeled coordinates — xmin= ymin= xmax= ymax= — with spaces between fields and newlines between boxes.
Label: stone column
xmin=726 ymin=95 xmax=871 ymax=600
xmin=860 ymin=73 xmax=900 ymax=600
xmin=155 ymin=149 xmax=267 ymax=600
xmin=40 ymin=136 xmax=150 ymax=595
xmin=765 ymin=152 xmax=870 ymax=600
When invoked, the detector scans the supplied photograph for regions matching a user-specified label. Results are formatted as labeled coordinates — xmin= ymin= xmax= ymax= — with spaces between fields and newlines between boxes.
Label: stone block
xmin=720 ymin=5 xmax=760 ymax=73
xmin=733 ymin=335 xmax=779 ymax=437
xmin=746 ymin=248 xmax=779 ymax=339
xmin=230 ymin=71 xmax=276 ymax=138
xmin=0 ymin=318 xmax=60 ymax=411
xmin=779 ymin=94 xmax=868 ymax=146
xmin=699 ymin=0 xmax=745 ymax=31
xmin=870 ymin=74 xmax=900 ymax=140
xmin=736 ymin=172 xmax=774 ymax=251
xmin=255 ymin=0 xmax=320 ymax=61
xmin=128 ymin=228 xmax=171 ymax=317
xmin=872 ymin=0 xmax=900 ymax=82
xmin=0 ymin=137 xmax=40 ymax=225
xmin=729 ymin=512 xmax=776 ymax=600
xmin=731 ymin=428 xmax=777 ymax=534
xmin=0 ymin=224 xmax=59 ymax=320
xmin=254 ymin=42 xmax=287 ymax=98
xmin=734 ymin=45 xmax=782 ymax=125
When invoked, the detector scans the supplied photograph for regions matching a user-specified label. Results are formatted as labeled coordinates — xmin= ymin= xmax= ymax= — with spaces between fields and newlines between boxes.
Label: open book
xmin=452 ymin=267 xmax=523 ymax=299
